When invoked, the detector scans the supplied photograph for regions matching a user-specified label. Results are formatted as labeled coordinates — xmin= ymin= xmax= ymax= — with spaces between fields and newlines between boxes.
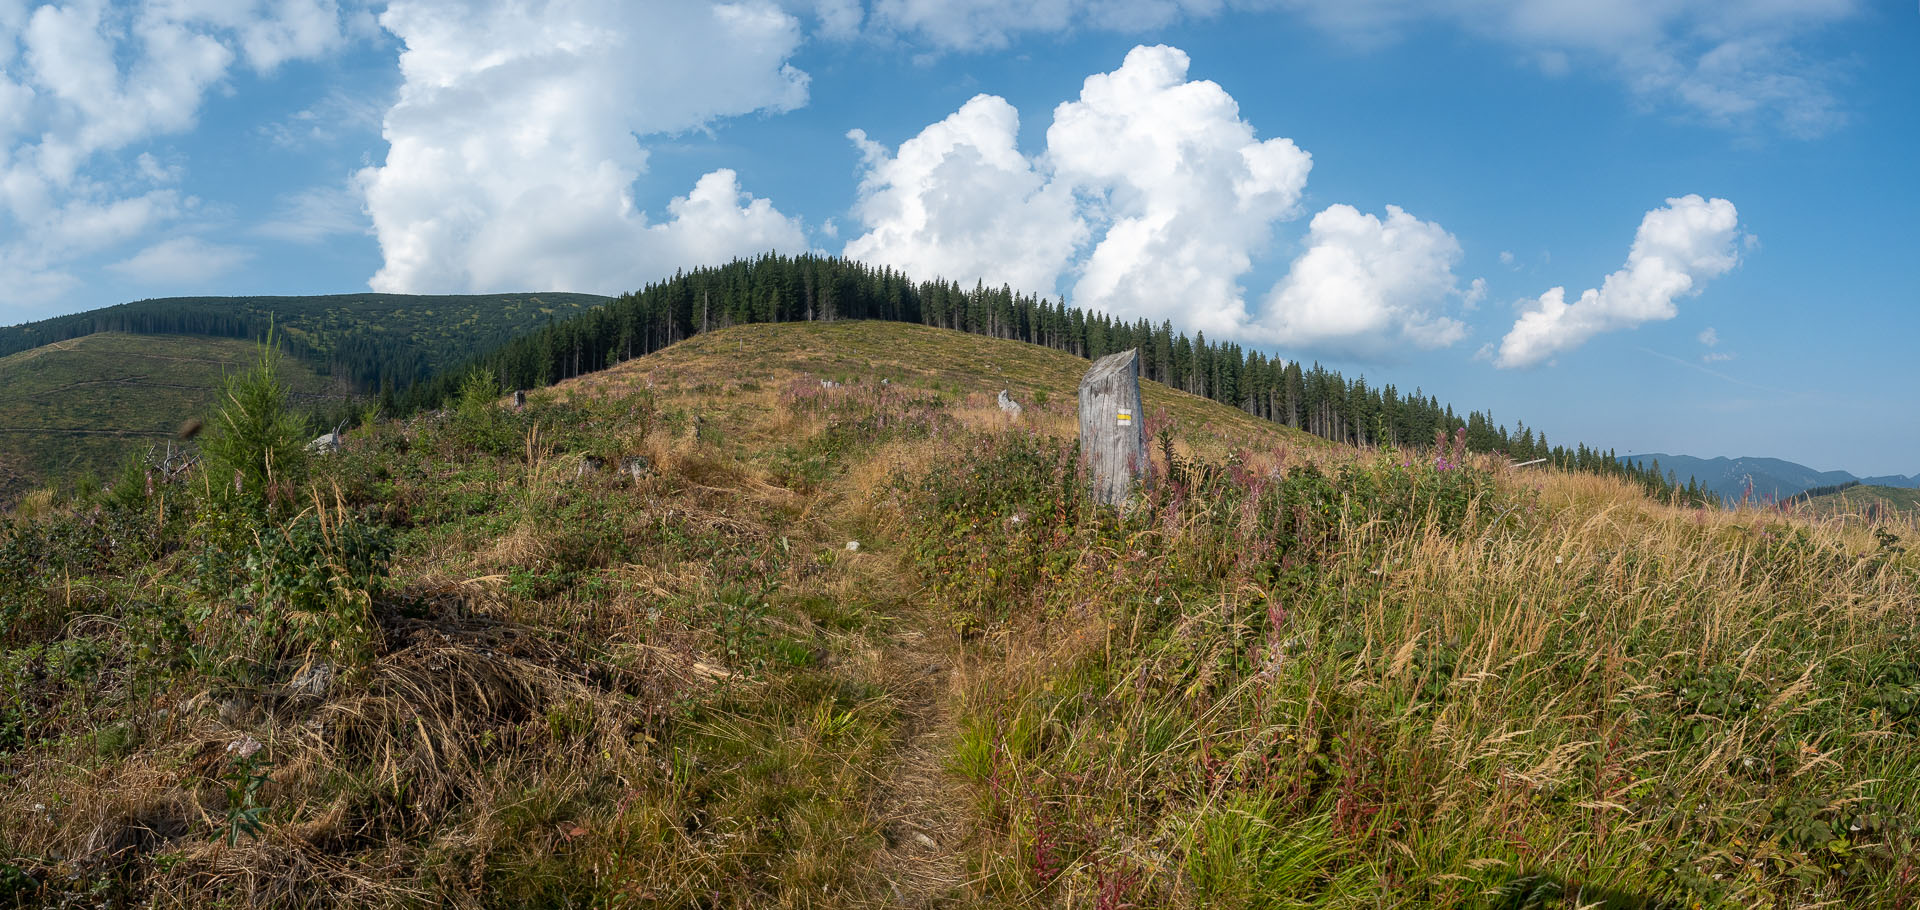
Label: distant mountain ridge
xmin=0 ymin=291 xmax=609 ymax=391
xmin=0 ymin=292 xmax=605 ymax=502
xmin=1621 ymin=453 xmax=1920 ymax=505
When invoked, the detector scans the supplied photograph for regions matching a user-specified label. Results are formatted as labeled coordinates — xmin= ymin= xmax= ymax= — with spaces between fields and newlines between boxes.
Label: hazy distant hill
xmin=1623 ymin=453 xmax=1920 ymax=504
xmin=1796 ymin=483 xmax=1920 ymax=519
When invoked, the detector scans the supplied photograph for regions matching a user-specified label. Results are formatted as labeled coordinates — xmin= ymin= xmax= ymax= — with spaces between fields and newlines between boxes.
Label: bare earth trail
xmin=864 ymin=602 xmax=971 ymax=906
xmin=810 ymin=495 xmax=975 ymax=907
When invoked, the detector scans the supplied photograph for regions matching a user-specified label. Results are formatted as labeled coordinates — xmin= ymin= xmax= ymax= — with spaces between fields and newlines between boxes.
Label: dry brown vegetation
xmin=3 ymin=321 xmax=1916 ymax=908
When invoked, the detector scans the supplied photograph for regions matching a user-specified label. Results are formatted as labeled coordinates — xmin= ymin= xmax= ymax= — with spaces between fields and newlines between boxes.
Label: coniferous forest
xmin=407 ymin=253 xmax=1709 ymax=504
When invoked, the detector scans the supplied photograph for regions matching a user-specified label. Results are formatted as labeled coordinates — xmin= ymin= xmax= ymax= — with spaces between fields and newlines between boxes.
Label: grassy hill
xmin=572 ymin=320 xmax=1322 ymax=458
xmin=3 ymin=322 xmax=1917 ymax=908
xmin=1800 ymin=484 xmax=1920 ymax=520
xmin=0 ymin=333 xmax=343 ymax=505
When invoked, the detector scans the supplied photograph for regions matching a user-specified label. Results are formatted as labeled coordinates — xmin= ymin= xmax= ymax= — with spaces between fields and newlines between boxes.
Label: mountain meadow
xmin=0 ymin=257 xmax=1708 ymax=514
xmin=2 ymin=317 xmax=1917 ymax=908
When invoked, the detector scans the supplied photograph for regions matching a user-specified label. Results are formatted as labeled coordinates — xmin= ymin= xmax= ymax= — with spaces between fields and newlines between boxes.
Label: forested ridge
xmin=415 ymin=253 xmax=1709 ymax=504
xmin=0 ymin=292 xmax=606 ymax=391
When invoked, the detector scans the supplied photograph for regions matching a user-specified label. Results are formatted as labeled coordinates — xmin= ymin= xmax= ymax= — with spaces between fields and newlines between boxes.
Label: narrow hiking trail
xmin=559 ymin=338 xmax=1038 ymax=905
xmin=808 ymin=498 xmax=976 ymax=907
xmin=864 ymin=608 xmax=971 ymax=905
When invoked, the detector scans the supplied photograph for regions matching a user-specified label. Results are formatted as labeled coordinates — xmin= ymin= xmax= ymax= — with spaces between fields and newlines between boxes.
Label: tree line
xmin=401 ymin=253 xmax=1710 ymax=505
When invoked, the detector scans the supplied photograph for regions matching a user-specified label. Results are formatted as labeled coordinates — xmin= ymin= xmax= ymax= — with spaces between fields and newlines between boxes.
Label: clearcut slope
xmin=0 ymin=333 xmax=340 ymax=503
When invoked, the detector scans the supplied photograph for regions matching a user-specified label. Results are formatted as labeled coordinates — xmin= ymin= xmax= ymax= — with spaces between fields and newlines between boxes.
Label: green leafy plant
xmin=219 ymin=753 xmax=274 ymax=845
xmin=190 ymin=497 xmax=394 ymax=676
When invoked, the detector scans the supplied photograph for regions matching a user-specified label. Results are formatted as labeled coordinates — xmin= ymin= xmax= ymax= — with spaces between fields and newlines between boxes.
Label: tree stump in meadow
xmin=513 ymin=390 xmax=527 ymax=410
xmin=1078 ymin=349 xmax=1148 ymax=507
xmin=621 ymin=455 xmax=650 ymax=482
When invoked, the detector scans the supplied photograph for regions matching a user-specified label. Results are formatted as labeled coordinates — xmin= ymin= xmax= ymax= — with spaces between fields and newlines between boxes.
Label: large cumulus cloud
xmin=842 ymin=94 xmax=1084 ymax=299
xmin=846 ymin=44 xmax=1470 ymax=355
xmin=1255 ymin=203 xmax=1466 ymax=357
xmin=357 ymin=0 xmax=810 ymax=295
xmin=1048 ymin=45 xmax=1311 ymax=337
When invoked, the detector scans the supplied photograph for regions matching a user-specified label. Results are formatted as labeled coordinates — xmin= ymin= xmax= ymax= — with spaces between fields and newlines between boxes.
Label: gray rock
xmin=288 ymin=663 xmax=333 ymax=700
xmin=307 ymin=432 xmax=341 ymax=454
xmin=578 ymin=455 xmax=606 ymax=477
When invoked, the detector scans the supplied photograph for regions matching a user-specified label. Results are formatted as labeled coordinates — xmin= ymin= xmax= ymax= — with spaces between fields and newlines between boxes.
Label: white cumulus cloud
xmin=1050 ymin=44 xmax=1312 ymax=337
xmin=644 ymin=169 xmax=810 ymax=276
xmin=842 ymin=94 xmax=1084 ymax=297
xmin=0 ymin=0 xmax=356 ymax=316
xmin=1254 ymin=203 xmax=1466 ymax=357
xmin=1494 ymin=194 xmax=1742 ymax=369
xmin=847 ymin=44 xmax=1477 ymax=355
xmin=1462 ymin=276 xmax=1486 ymax=310
xmin=847 ymin=45 xmax=1313 ymax=339
xmin=358 ymin=0 xmax=810 ymax=294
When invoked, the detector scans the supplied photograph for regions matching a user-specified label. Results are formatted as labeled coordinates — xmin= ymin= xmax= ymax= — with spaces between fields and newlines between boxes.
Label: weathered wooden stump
xmin=997 ymin=389 xmax=1023 ymax=419
xmin=1078 ymin=349 xmax=1148 ymax=506
xmin=620 ymin=455 xmax=650 ymax=482
xmin=512 ymin=390 xmax=527 ymax=410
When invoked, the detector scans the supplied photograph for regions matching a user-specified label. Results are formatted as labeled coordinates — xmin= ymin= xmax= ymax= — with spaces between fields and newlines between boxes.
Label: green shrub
xmin=192 ymin=501 xmax=394 ymax=675
xmin=201 ymin=338 xmax=310 ymax=504
xmin=450 ymin=369 xmax=521 ymax=455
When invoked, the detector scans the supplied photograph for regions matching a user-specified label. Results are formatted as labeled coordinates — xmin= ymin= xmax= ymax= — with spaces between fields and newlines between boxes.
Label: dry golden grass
xmin=907 ymin=430 xmax=1920 ymax=906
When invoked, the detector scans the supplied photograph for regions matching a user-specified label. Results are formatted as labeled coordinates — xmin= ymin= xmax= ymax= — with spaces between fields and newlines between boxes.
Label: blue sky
xmin=2 ymin=1 xmax=1916 ymax=475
